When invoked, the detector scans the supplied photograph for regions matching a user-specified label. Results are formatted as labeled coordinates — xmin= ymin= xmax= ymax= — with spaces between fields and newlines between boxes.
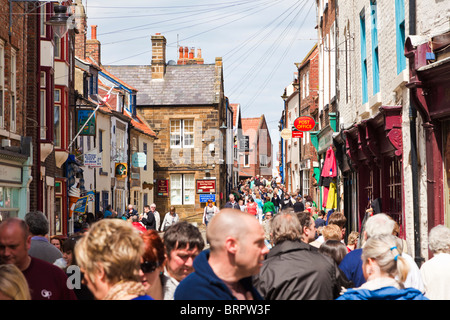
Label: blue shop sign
xmin=199 ymin=194 xmax=216 ymax=203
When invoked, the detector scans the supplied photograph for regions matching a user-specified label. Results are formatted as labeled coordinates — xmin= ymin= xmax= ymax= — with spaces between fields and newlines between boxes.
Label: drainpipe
xmin=408 ymin=0 xmax=423 ymax=267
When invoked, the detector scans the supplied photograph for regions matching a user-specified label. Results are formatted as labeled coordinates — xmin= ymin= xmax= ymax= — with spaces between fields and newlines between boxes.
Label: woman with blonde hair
xmin=0 ymin=264 xmax=31 ymax=300
xmin=337 ymin=234 xmax=427 ymax=300
xmin=75 ymin=219 xmax=152 ymax=300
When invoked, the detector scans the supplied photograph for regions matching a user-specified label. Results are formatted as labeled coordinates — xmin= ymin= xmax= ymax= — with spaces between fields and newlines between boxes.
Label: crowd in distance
xmin=0 ymin=175 xmax=449 ymax=300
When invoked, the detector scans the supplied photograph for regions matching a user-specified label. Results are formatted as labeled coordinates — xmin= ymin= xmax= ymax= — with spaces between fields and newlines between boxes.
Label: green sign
xmin=77 ymin=109 xmax=96 ymax=136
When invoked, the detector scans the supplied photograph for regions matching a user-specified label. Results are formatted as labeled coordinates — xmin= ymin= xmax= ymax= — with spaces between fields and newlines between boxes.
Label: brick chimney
xmin=196 ymin=48 xmax=204 ymax=65
xmin=74 ymin=0 xmax=87 ymax=59
xmin=86 ymin=25 xmax=101 ymax=65
xmin=151 ymin=33 xmax=166 ymax=80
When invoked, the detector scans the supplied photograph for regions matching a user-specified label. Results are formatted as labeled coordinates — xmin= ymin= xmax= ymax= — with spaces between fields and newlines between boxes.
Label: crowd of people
xmin=0 ymin=175 xmax=449 ymax=301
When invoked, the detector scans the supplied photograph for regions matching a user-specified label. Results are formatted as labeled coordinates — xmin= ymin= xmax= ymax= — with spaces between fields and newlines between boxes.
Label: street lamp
xmin=9 ymin=1 xmax=71 ymax=38
xmin=45 ymin=3 xmax=72 ymax=38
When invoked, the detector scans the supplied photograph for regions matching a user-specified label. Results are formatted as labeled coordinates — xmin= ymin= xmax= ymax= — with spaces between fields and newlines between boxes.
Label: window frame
xmin=10 ymin=49 xmax=16 ymax=132
xmin=170 ymin=173 xmax=195 ymax=205
xmin=170 ymin=119 xmax=194 ymax=149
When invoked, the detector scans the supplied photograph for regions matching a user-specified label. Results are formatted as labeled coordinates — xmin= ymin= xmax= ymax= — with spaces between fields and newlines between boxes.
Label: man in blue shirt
xmin=174 ymin=209 xmax=268 ymax=300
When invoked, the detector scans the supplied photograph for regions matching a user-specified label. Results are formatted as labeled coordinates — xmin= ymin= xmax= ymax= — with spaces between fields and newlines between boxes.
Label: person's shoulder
xmin=28 ymin=256 xmax=67 ymax=276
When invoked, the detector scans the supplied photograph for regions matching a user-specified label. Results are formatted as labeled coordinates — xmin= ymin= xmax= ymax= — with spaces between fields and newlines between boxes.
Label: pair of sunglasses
xmin=140 ymin=260 xmax=161 ymax=273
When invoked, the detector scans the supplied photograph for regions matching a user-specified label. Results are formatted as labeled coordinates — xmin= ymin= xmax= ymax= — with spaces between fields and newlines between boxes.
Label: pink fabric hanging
xmin=321 ymin=146 xmax=337 ymax=178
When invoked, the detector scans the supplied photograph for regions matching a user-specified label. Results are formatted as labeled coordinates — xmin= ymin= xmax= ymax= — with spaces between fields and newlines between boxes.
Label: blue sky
xmin=83 ymin=0 xmax=318 ymax=161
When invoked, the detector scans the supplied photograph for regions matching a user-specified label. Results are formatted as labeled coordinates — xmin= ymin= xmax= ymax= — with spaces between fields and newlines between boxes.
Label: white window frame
xmin=40 ymin=5 xmax=46 ymax=38
xmin=40 ymin=72 xmax=46 ymax=139
xmin=54 ymin=88 xmax=61 ymax=148
xmin=170 ymin=119 xmax=194 ymax=149
xmin=244 ymin=153 xmax=250 ymax=167
xmin=260 ymin=154 xmax=268 ymax=168
xmin=170 ymin=173 xmax=195 ymax=205
xmin=10 ymin=49 xmax=16 ymax=132
xmin=54 ymin=34 xmax=61 ymax=59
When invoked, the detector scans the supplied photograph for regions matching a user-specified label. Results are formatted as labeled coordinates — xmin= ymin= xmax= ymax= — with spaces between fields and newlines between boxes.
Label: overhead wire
xmin=101 ymin=0 xmax=278 ymax=46
xmin=224 ymin=0 xmax=304 ymax=80
xmin=96 ymin=0 xmax=267 ymax=36
xmin=240 ymin=0 xmax=315 ymax=113
xmin=226 ymin=0 xmax=306 ymax=97
xmin=103 ymin=0 xmax=284 ymax=64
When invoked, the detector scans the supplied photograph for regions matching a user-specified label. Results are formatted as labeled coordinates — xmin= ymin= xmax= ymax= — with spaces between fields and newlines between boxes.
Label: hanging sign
xmin=77 ymin=109 xmax=96 ymax=136
xmin=132 ymin=152 xmax=147 ymax=167
xmin=196 ymin=179 xmax=216 ymax=194
xmin=292 ymin=130 xmax=304 ymax=138
xmin=293 ymin=116 xmax=316 ymax=132
xmin=157 ymin=180 xmax=169 ymax=196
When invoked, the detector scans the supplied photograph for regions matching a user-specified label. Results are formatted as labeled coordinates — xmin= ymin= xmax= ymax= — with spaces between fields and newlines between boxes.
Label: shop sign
xmin=77 ymin=109 xmax=96 ymax=136
xmin=293 ymin=116 xmax=316 ymax=132
xmin=196 ymin=179 xmax=216 ymax=194
xmin=157 ymin=179 xmax=169 ymax=196
xmin=0 ymin=163 xmax=21 ymax=184
xmin=199 ymin=194 xmax=216 ymax=203
xmin=132 ymin=152 xmax=147 ymax=168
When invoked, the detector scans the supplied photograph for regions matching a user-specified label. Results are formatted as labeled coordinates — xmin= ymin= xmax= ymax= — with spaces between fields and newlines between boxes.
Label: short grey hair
xmin=24 ymin=211 xmax=49 ymax=236
xmin=428 ymin=225 xmax=450 ymax=254
xmin=365 ymin=213 xmax=396 ymax=238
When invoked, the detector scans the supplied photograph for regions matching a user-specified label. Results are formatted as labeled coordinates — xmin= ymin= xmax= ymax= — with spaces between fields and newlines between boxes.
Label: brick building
xmin=297 ymin=44 xmax=320 ymax=202
xmin=105 ymin=34 xmax=228 ymax=222
xmin=0 ymin=0 xmax=32 ymax=220
xmin=239 ymin=115 xmax=273 ymax=180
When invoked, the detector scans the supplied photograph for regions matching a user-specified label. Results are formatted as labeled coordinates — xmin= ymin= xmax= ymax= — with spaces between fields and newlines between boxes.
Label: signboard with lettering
xmin=199 ymin=194 xmax=216 ymax=203
xmin=157 ymin=180 xmax=169 ymax=196
xmin=84 ymin=152 xmax=102 ymax=167
xmin=196 ymin=179 xmax=216 ymax=194
xmin=292 ymin=130 xmax=304 ymax=138
xmin=293 ymin=116 xmax=316 ymax=132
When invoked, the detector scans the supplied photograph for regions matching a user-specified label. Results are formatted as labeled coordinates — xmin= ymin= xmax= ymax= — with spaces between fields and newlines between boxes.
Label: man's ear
xmin=224 ymin=236 xmax=238 ymax=254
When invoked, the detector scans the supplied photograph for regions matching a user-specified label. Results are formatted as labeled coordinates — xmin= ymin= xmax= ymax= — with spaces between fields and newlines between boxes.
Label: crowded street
xmin=0 ymin=0 xmax=449 ymax=311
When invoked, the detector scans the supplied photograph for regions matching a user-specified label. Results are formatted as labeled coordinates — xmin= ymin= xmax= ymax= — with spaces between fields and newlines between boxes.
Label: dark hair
xmin=62 ymin=235 xmax=83 ymax=265
xmin=85 ymin=212 xmax=95 ymax=225
xmin=328 ymin=212 xmax=347 ymax=229
xmin=163 ymin=221 xmax=205 ymax=256
xmin=296 ymin=211 xmax=313 ymax=232
xmin=319 ymin=240 xmax=348 ymax=265
xmin=24 ymin=211 xmax=49 ymax=236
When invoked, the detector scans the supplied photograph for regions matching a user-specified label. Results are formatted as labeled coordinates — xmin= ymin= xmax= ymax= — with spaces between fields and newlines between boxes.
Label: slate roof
xmin=103 ymin=64 xmax=218 ymax=106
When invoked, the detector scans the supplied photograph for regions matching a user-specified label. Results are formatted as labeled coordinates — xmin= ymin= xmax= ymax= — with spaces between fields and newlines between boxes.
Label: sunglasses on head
xmin=140 ymin=260 xmax=161 ymax=273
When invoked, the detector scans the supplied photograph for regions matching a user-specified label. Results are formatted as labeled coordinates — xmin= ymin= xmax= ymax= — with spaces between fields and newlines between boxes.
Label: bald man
xmin=174 ymin=209 xmax=269 ymax=300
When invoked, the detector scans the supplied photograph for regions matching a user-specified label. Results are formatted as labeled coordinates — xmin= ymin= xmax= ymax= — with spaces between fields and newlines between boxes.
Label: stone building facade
xmin=106 ymin=34 xmax=228 ymax=222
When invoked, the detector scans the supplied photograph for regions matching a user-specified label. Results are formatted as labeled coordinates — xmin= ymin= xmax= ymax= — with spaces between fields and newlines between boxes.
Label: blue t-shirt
xmin=339 ymin=248 xmax=366 ymax=288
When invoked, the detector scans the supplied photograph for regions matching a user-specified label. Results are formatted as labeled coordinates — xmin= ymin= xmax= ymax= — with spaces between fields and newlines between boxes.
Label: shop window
xmin=0 ymin=187 xmax=19 ymax=219
xmin=385 ymin=156 xmax=402 ymax=226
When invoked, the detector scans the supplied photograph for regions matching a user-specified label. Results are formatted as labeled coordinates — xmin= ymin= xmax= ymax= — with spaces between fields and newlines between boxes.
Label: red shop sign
xmin=293 ymin=116 xmax=316 ymax=132
xmin=196 ymin=179 xmax=216 ymax=194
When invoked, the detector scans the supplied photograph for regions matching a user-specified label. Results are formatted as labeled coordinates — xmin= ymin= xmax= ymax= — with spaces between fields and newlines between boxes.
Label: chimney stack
xmin=151 ymin=33 xmax=167 ymax=80
xmin=196 ymin=48 xmax=204 ymax=64
xmin=86 ymin=25 xmax=101 ymax=65
xmin=74 ymin=0 xmax=87 ymax=60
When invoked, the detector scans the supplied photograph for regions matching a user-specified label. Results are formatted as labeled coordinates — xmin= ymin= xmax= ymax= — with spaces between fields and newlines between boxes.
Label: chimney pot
xmin=91 ymin=25 xmax=97 ymax=40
